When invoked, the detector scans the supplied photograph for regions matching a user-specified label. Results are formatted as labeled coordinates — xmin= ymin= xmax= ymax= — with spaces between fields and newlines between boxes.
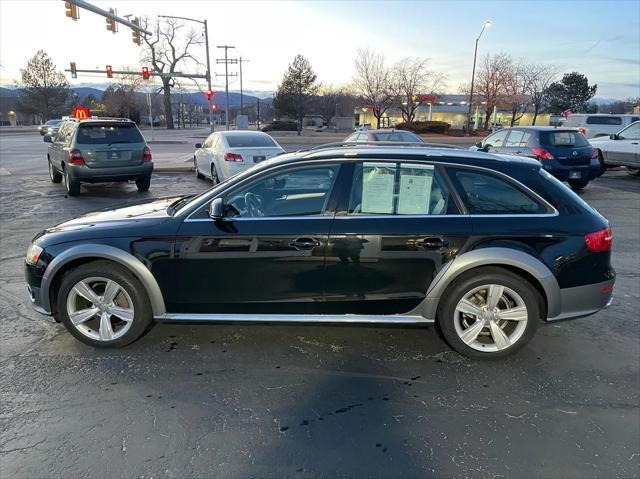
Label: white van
xmin=564 ymin=114 xmax=640 ymax=139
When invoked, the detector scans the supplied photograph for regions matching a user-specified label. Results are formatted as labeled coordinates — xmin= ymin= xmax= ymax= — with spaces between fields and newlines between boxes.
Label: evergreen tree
xmin=545 ymin=72 xmax=597 ymax=113
xmin=273 ymin=55 xmax=319 ymax=134
xmin=17 ymin=50 xmax=70 ymax=121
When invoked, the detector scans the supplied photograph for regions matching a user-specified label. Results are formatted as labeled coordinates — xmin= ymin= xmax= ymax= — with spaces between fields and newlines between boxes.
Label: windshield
xmin=76 ymin=123 xmax=144 ymax=145
xmin=224 ymin=133 xmax=277 ymax=148
xmin=541 ymin=130 xmax=589 ymax=147
xmin=45 ymin=120 xmax=61 ymax=126
xmin=373 ymin=131 xmax=423 ymax=143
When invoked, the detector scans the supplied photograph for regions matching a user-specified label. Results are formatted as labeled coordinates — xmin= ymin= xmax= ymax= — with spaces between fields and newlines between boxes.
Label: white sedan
xmin=590 ymin=121 xmax=640 ymax=176
xmin=194 ymin=131 xmax=285 ymax=183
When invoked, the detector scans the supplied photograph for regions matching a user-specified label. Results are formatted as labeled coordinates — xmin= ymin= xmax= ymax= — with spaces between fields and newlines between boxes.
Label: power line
xmin=215 ymin=45 xmax=237 ymax=130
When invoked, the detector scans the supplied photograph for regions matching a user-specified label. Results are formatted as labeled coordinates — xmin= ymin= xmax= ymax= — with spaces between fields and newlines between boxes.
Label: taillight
xmin=143 ymin=146 xmax=152 ymax=162
xmin=530 ymin=147 xmax=555 ymax=160
xmin=578 ymin=127 xmax=586 ymax=135
xmin=68 ymin=149 xmax=85 ymax=165
xmin=585 ymin=226 xmax=613 ymax=252
xmin=224 ymin=152 xmax=243 ymax=162
xmin=591 ymin=148 xmax=599 ymax=159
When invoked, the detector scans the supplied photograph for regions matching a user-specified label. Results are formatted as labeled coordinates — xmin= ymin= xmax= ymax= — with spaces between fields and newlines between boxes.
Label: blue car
xmin=472 ymin=127 xmax=601 ymax=190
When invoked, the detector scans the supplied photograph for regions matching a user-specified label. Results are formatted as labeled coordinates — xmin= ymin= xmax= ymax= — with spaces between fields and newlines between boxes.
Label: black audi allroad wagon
xmin=25 ymin=144 xmax=615 ymax=359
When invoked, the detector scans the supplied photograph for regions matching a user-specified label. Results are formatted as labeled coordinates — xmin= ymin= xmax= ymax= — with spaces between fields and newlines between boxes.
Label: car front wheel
xmin=437 ymin=267 xmax=540 ymax=359
xmin=195 ymin=157 xmax=204 ymax=179
xmin=626 ymin=167 xmax=640 ymax=177
xmin=57 ymin=261 xmax=153 ymax=347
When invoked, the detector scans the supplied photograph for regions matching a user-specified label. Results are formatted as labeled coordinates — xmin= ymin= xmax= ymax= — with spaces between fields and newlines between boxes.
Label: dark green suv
xmin=44 ymin=118 xmax=153 ymax=196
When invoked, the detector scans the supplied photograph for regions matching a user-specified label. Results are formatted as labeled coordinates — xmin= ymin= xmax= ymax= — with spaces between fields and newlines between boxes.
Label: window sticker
xmin=398 ymin=165 xmax=434 ymax=214
xmin=361 ymin=163 xmax=395 ymax=214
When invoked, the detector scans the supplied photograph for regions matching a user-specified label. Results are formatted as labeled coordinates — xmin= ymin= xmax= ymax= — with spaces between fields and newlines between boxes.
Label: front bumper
xmin=546 ymin=279 xmax=615 ymax=322
xmin=67 ymin=162 xmax=153 ymax=182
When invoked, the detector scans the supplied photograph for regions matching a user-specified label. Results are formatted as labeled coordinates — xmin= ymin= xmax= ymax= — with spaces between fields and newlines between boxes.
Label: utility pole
xmin=239 ymin=57 xmax=250 ymax=115
xmin=216 ymin=45 xmax=237 ymax=130
xmin=256 ymin=98 xmax=261 ymax=130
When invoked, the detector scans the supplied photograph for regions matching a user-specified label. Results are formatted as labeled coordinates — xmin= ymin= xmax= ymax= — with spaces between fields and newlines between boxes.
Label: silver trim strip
xmin=155 ymin=313 xmax=433 ymax=324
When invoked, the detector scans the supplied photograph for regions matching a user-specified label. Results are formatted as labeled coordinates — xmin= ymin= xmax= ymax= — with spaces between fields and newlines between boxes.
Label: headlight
xmin=25 ymin=244 xmax=43 ymax=265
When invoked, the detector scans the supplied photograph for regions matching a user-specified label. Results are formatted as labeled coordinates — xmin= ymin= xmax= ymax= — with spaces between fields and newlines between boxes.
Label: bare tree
xmin=352 ymin=48 xmax=393 ymax=129
xmin=141 ymin=18 xmax=203 ymax=129
xmin=313 ymin=85 xmax=355 ymax=127
xmin=390 ymin=58 xmax=446 ymax=123
xmin=525 ymin=64 xmax=557 ymax=125
xmin=473 ymin=52 xmax=512 ymax=129
xmin=504 ymin=61 xmax=531 ymax=126
xmin=102 ymin=69 xmax=145 ymax=120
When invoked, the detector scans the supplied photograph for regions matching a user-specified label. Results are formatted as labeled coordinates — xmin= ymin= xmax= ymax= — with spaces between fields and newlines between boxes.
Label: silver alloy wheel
xmin=63 ymin=169 xmax=68 ymax=190
xmin=66 ymin=276 xmax=135 ymax=341
xmin=49 ymin=161 xmax=55 ymax=180
xmin=453 ymin=284 xmax=528 ymax=352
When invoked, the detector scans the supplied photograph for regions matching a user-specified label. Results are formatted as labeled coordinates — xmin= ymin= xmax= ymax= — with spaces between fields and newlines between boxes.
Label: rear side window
xmin=449 ymin=168 xmax=548 ymax=215
xmin=76 ymin=123 xmax=144 ymax=144
xmin=541 ymin=131 xmax=589 ymax=147
xmin=348 ymin=162 xmax=457 ymax=215
xmin=586 ymin=116 xmax=622 ymax=125
xmin=224 ymin=134 xmax=277 ymax=148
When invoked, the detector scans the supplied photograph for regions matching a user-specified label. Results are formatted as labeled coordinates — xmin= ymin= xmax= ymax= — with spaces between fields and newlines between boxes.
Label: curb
xmin=155 ymin=166 xmax=194 ymax=173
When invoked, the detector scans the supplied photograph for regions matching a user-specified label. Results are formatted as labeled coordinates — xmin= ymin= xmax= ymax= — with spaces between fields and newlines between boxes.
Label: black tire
xmin=195 ymin=158 xmax=204 ymax=179
xmin=63 ymin=168 xmax=81 ymax=196
xmin=211 ymin=164 xmax=220 ymax=185
xmin=48 ymin=160 xmax=62 ymax=183
xmin=595 ymin=150 xmax=606 ymax=177
xmin=136 ymin=174 xmax=151 ymax=192
xmin=437 ymin=267 xmax=540 ymax=359
xmin=568 ymin=179 xmax=589 ymax=191
xmin=57 ymin=260 xmax=153 ymax=348
xmin=626 ymin=167 xmax=640 ymax=177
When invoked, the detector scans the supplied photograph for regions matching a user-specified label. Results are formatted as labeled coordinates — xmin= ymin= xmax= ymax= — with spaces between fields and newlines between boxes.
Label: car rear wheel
xmin=63 ymin=168 xmax=81 ymax=196
xmin=57 ymin=261 xmax=153 ymax=348
xmin=48 ymin=160 xmax=62 ymax=183
xmin=437 ymin=267 xmax=540 ymax=359
xmin=626 ymin=167 xmax=640 ymax=177
xmin=136 ymin=175 xmax=151 ymax=192
xmin=211 ymin=164 xmax=220 ymax=185
xmin=568 ymin=179 xmax=589 ymax=190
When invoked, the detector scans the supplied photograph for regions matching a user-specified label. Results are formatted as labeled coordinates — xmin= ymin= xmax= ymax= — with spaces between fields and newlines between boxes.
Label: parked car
xmin=25 ymin=144 xmax=615 ymax=359
xmin=344 ymin=129 xmax=424 ymax=143
xmin=563 ymin=114 xmax=640 ymax=139
xmin=471 ymin=126 xmax=601 ymax=190
xmin=44 ymin=118 xmax=153 ymax=196
xmin=194 ymin=131 xmax=285 ymax=184
xmin=590 ymin=121 xmax=640 ymax=176
xmin=38 ymin=119 xmax=62 ymax=136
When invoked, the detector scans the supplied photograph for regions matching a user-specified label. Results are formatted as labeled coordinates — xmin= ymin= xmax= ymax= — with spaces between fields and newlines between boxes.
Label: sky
xmin=1 ymin=0 xmax=639 ymax=99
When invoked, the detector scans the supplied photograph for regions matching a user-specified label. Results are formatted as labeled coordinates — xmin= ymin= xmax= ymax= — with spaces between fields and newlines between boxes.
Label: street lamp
xmin=465 ymin=20 xmax=492 ymax=135
xmin=158 ymin=14 xmax=214 ymax=132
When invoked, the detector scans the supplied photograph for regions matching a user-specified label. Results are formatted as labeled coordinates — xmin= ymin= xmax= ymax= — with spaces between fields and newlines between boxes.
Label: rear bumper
xmin=67 ymin=162 xmax=153 ymax=182
xmin=546 ymin=279 xmax=615 ymax=322
xmin=541 ymin=159 xmax=600 ymax=181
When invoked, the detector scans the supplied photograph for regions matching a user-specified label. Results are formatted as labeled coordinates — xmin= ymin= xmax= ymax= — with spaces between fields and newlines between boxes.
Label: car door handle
xmin=289 ymin=237 xmax=321 ymax=250
xmin=418 ymin=237 xmax=449 ymax=249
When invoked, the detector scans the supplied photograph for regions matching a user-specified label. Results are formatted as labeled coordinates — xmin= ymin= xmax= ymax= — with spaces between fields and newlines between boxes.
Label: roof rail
xmin=303 ymin=140 xmax=460 ymax=153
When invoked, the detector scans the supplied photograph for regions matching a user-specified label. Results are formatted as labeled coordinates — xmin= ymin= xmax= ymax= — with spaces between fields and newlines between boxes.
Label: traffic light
xmin=131 ymin=17 xmax=141 ymax=45
xmin=211 ymin=104 xmax=218 ymax=112
xmin=106 ymin=65 xmax=113 ymax=78
xmin=64 ymin=1 xmax=79 ymax=20
xmin=205 ymin=90 xmax=214 ymax=101
xmin=70 ymin=62 xmax=77 ymax=79
xmin=105 ymin=8 xmax=116 ymax=33
xmin=141 ymin=67 xmax=150 ymax=80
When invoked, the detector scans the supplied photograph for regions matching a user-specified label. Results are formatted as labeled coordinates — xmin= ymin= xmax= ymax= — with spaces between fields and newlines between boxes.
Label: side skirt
xmin=154 ymin=313 xmax=434 ymax=324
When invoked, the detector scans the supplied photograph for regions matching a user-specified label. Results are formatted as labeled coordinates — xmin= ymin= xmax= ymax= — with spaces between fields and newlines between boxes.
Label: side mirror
xmin=475 ymin=140 xmax=483 ymax=148
xmin=609 ymin=134 xmax=618 ymax=140
xmin=195 ymin=143 xmax=202 ymax=149
xmin=209 ymin=197 xmax=225 ymax=220
xmin=43 ymin=135 xmax=53 ymax=143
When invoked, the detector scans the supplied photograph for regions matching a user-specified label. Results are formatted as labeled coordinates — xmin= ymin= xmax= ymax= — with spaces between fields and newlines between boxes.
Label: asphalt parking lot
xmin=0 ymin=132 xmax=639 ymax=478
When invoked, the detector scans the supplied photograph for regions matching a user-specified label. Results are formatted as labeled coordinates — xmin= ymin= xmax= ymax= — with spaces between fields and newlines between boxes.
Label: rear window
xmin=373 ymin=131 xmax=423 ymax=143
xmin=76 ymin=123 xmax=144 ymax=145
xmin=585 ymin=116 xmax=622 ymax=125
xmin=541 ymin=131 xmax=589 ymax=147
xmin=225 ymin=133 xmax=277 ymax=148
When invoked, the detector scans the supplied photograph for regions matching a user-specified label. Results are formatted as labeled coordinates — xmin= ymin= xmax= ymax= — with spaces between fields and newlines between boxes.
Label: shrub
xmin=396 ymin=121 xmax=451 ymax=134
xmin=261 ymin=120 xmax=298 ymax=132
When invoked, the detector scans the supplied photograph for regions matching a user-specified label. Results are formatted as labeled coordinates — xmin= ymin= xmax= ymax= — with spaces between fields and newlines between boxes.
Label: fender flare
xmin=416 ymin=247 xmax=561 ymax=320
xmin=40 ymin=244 xmax=166 ymax=316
